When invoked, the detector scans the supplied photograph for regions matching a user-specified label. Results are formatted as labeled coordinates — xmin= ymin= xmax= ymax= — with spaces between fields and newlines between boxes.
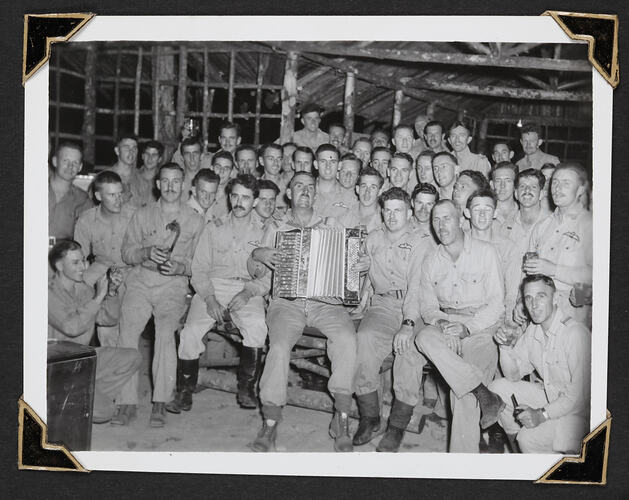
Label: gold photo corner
xmin=543 ymin=11 xmax=619 ymax=88
xmin=18 ymin=396 xmax=89 ymax=472
xmin=22 ymin=13 xmax=95 ymax=86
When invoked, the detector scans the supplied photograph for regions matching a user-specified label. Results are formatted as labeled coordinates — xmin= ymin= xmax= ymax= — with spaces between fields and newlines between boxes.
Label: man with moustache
xmin=167 ymin=174 xmax=269 ymax=412
xmin=339 ymin=166 xmax=385 ymax=234
xmin=447 ymin=121 xmax=491 ymax=178
xmin=130 ymin=140 xmax=164 ymax=208
xmin=370 ymin=147 xmax=393 ymax=180
xmin=108 ymin=135 xmax=139 ymax=205
xmin=516 ymin=125 xmax=560 ymax=172
xmin=115 ymin=163 xmax=204 ymax=427
xmin=292 ymin=146 xmax=315 ymax=174
xmin=312 ymin=144 xmax=355 ymax=220
xmin=216 ymin=122 xmax=242 ymax=157
xmin=292 ymin=103 xmax=329 ymax=151
xmin=490 ymin=162 xmax=519 ymax=230
xmin=380 ymin=200 xmax=505 ymax=452
xmin=423 ymin=120 xmax=449 ymax=154
xmin=234 ymin=144 xmax=259 ymax=177
xmin=432 ymin=152 xmax=459 ymax=200
xmin=186 ymin=169 xmax=221 ymax=224
xmin=249 ymin=172 xmax=357 ymax=453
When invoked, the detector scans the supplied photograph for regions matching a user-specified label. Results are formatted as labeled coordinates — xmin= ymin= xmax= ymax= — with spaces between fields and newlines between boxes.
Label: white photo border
xmin=24 ymin=15 xmax=611 ymax=479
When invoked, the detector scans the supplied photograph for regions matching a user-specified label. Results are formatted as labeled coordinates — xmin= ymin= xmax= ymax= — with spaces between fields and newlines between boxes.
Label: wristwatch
xmin=401 ymin=319 xmax=415 ymax=327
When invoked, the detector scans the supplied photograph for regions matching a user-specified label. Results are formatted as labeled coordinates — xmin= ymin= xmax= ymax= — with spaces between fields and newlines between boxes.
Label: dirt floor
xmin=91 ymin=335 xmax=449 ymax=453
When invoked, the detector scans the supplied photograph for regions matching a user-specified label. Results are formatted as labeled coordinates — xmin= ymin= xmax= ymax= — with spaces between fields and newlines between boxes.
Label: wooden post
xmin=392 ymin=89 xmax=404 ymax=127
xmin=81 ymin=44 xmax=97 ymax=166
xmin=457 ymin=109 xmax=466 ymax=122
xmin=207 ymin=88 xmax=215 ymax=146
xmin=279 ymin=51 xmax=298 ymax=144
xmin=176 ymin=46 xmax=188 ymax=133
xmin=254 ymin=53 xmax=270 ymax=145
xmin=113 ymin=48 xmax=121 ymax=140
xmin=152 ymin=46 xmax=160 ymax=140
xmin=54 ymin=52 xmax=61 ymax=151
xmin=227 ymin=50 xmax=236 ymax=122
xmin=133 ymin=46 xmax=143 ymax=136
xmin=155 ymin=45 xmax=177 ymax=159
xmin=426 ymin=102 xmax=437 ymax=120
xmin=202 ymin=48 xmax=210 ymax=147
xmin=343 ymin=71 xmax=356 ymax=145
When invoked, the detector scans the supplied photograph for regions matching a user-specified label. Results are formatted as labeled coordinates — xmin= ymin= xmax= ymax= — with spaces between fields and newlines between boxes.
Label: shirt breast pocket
xmin=461 ymin=272 xmax=483 ymax=295
xmin=545 ymin=354 xmax=571 ymax=388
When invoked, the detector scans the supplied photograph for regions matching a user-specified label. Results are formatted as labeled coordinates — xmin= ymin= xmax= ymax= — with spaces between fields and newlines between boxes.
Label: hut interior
xmin=49 ymin=40 xmax=592 ymax=171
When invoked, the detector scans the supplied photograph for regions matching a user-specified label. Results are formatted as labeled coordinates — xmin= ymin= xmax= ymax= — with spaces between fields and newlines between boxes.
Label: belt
xmin=377 ymin=290 xmax=406 ymax=300
xmin=441 ymin=306 xmax=477 ymax=316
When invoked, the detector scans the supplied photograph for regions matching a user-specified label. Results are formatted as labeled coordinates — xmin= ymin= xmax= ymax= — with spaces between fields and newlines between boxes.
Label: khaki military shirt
xmin=456 ymin=149 xmax=491 ymax=178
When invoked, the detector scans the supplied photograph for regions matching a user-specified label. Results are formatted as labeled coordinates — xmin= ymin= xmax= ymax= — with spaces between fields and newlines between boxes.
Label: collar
xmin=532 ymin=308 xmax=569 ymax=343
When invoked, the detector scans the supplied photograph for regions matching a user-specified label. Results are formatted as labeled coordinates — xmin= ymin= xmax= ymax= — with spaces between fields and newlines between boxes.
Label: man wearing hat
xmin=292 ymin=103 xmax=330 ymax=152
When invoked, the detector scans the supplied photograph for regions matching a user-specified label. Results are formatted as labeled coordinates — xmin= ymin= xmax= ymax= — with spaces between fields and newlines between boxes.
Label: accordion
xmin=272 ymin=227 xmax=365 ymax=305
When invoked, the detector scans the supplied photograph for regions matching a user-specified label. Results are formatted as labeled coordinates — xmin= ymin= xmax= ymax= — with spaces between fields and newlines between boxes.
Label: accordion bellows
xmin=273 ymin=227 xmax=364 ymax=305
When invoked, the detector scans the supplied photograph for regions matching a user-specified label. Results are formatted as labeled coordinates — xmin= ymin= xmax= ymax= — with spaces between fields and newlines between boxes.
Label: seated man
xmin=250 ymin=172 xmax=357 ymax=452
xmin=353 ymin=188 xmax=433 ymax=446
xmin=380 ymin=200 xmax=505 ymax=452
xmin=490 ymin=274 xmax=590 ymax=453
xmin=48 ymin=240 xmax=142 ymax=423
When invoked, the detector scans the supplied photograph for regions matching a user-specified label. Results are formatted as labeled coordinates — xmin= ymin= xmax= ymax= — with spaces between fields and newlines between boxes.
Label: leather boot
xmin=237 ymin=347 xmax=264 ymax=409
xmin=376 ymin=399 xmax=414 ymax=452
xmin=251 ymin=419 xmax=278 ymax=452
xmin=471 ymin=383 xmax=506 ymax=429
xmin=353 ymin=391 xmax=382 ymax=446
xmin=329 ymin=411 xmax=353 ymax=452
xmin=166 ymin=358 xmax=199 ymax=414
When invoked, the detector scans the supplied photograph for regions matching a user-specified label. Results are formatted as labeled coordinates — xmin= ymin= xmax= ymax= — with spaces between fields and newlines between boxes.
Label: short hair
xmin=55 ymin=141 xmax=83 ymax=158
xmin=423 ymin=120 xmax=444 ymax=135
xmin=492 ymin=141 xmax=511 ymax=151
xmin=448 ymin=120 xmax=472 ymax=135
xmin=554 ymin=161 xmax=588 ymax=186
xmin=226 ymin=173 xmax=259 ymax=199
xmin=358 ymin=166 xmax=384 ymax=187
xmin=417 ymin=150 xmax=436 ymax=163
xmin=459 ymin=169 xmax=490 ymax=191
xmin=380 ymin=187 xmax=411 ymax=208
xmin=352 ymin=137 xmax=371 ymax=148
xmin=411 ymin=182 xmax=439 ymax=202
xmin=259 ymin=143 xmax=283 ymax=157
xmin=490 ymin=161 xmax=519 ymax=180
xmin=315 ymin=143 xmax=340 ymax=158
xmin=433 ymin=198 xmax=458 ymax=214
xmin=520 ymin=124 xmax=542 ymax=137
xmin=141 ymin=140 xmax=165 ymax=157
xmin=93 ymin=170 xmax=122 ymax=193
xmin=218 ymin=121 xmax=241 ymax=136
xmin=180 ymin=137 xmax=202 ymax=154
xmin=49 ymin=239 xmax=82 ymax=272
xmin=466 ymin=187 xmax=497 ymax=210
xmin=433 ymin=151 xmax=458 ymax=165
xmin=392 ymin=124 xmax=414 ymax=136
xmin=192 ymin=168 xmax=220 ymax=187
xmin=282 ymin=142 xmax=297 ymax=150
xmin=339 ymin=152 xmax=362 ymax=169
xmin=234 ymin=144 xmax=257 ymax=160
xmin=158 ymin=162 xmax=184 ymax=178
xmin=292 ymin=146 xmax=314 ymax=162
xmin=257 ymin=179 xmax=280 ymax=196
xmin=289 ymin=171 xmax=316 ymax=189
xmin=328 ymin=122 xmax=346 ymax=133
xmin=370 ymin=146 xmax=392 ymax=159
xmin=541 ymin=162 xmax=557 ymax=172
xmin=521 ymin=273 xmax=556 ymax=294
xmin=515 ymin=168 xmax=546 ymax=190
xmin=391 ymin=151 xmax=413 ymax=166
xmin=370 ymin=127 xmax=390 ymax=142
xmin=116 ymin=133 xmax=138 ymax=146
xmin=212 ymin=150 xmax=234 ymax=166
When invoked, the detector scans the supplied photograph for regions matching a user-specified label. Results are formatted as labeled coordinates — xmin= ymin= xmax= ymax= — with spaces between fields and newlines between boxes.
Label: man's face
xmin=282 ymin=145 xmax=296 ymax=173
xmin=96 ymin=182 xmax=124 ymax=214
xmin=236 ymin=149 xmax=257 ymax=175
xmin=338 ymin=160 xmax=360 ymax=190
xmin=424 ymin=124 xmax=444 ymax=151
xmin=452 ymin=175 xmax=479 ymax=211
xmin=447 ymin=126 xmax=471 ymax=153
xmin=194 ymin=179 xmax=218 ymax=210
xmin=492 ymin=167 xmax=516 ymax=202
xmin=492 ymin=144 xmax=513 ymax=164
xmin=289 ymin=174 xmax=316 ymax=209
xmin=115 ymin=139 xmax=138 ymax=166
xmin=393 ymin=128 xmax=414 ymax=154
xmin=432 ymin=203 xmax=461 ymax=246
xmin=142 ymin=147 xmax=162 ymax=170
xmin=260 ymin=147 xmax=283 ymax=176
xmin=52 ymin=146 xmax=83 ymax=182
xmin=551 ymin=168 xmax=584 ymax=208
xmin=382 ymin=199 xmax=411 ymax=233
xmin=352 ymin=141 xmax=372 ymax=167
xmin=301 ymin=111 xmax=321 ymax=133
xmin=255 ymin=188 xmax=277 ymax=219
xmin=213 ymin=158 xmax=233 ymax=185
xmin=515 ymin=175 xmax=542 ymax=209
xmin=357 ymin=175 xmax=381 ymax=207
xmin=218 ymin=127 xmax=240 ymax=153
xmin=466 ymin=196 xmax=495 ymax=231
xmin=157 ymin=167 xmax=184 ymax=203
xmin=329 ymin=126 xmax=345 ymax=149
xmin=229 ymin=183 xmax=256 ymax=218
xmin=416 ymin=156 xmax=435 ymax=184
xmin=388 ymin=157 xmax=412 ymax=188
xmin=520 ymin=132 xmax=541 ymax=156
xmin=432 ymin=155 xmax=457 ymax=188
xmin=294 ymin=151 xmax=313 ymax=173
xmin=57 ymin=249 xmax=86 ymax=282
xmin=315 ymin=151 xmax=339 ymax=180
xmin=371 ymin=131 xmax=389 ymax=149
xmin=523 ymin=280 xmax=556 ymax=325
xmin=413 ymin=192 xmax=437 ymax=223
xmin=182 ymin=143 xmax=202 ymax=173
xmin=371 ymin=150 xmax=391 ymax=178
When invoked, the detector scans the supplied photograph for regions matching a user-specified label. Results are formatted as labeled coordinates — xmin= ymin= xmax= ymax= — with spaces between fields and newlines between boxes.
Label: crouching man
xmin=48 ymin=240 xmax=142 ymax=423
xmin=489 ymin=274 xmax=591 ymax=453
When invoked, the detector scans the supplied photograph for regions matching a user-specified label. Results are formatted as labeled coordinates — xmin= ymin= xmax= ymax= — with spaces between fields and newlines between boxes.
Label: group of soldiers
xmin=48 ymin=101 xmax=592 ymax=455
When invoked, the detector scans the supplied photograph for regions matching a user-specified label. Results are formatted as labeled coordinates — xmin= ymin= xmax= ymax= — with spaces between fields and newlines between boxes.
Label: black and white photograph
xmin=23 ymin=15 xmax=611 ymax=479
